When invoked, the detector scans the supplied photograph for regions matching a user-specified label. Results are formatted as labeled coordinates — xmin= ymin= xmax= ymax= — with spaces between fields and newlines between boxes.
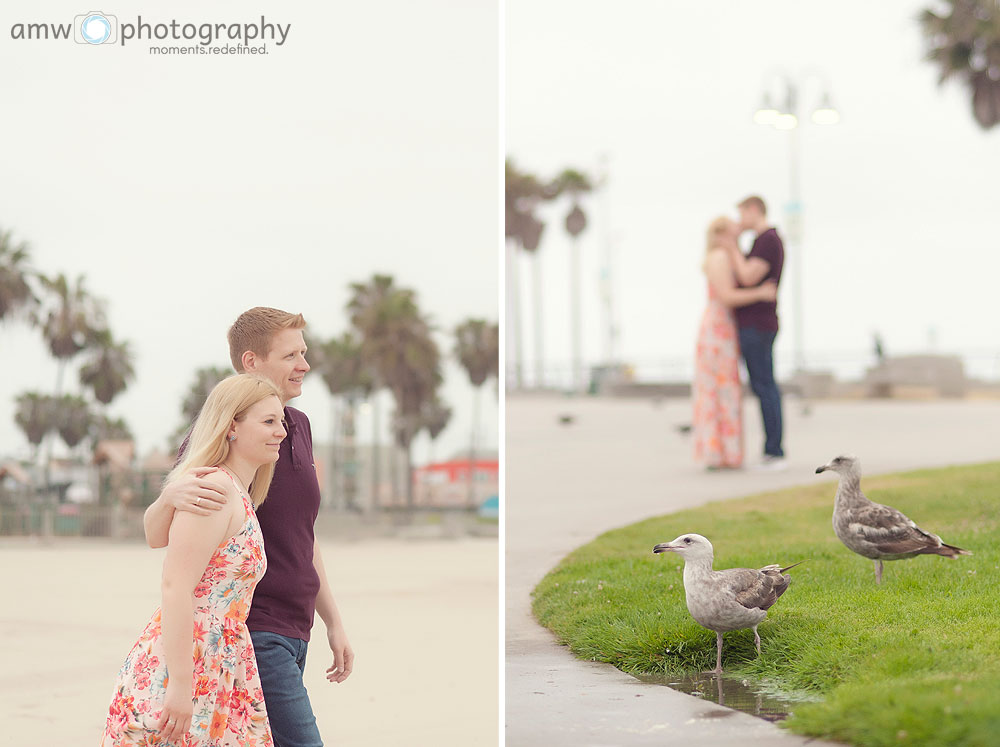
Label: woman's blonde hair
xmin=165 ymin=374 xmax=282 ymax=507
xmin=702 ymin=216 xmax=734 ymax=273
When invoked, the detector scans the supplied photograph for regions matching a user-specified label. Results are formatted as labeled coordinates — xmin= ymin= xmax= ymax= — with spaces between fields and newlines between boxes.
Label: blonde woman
xmin=101 ymin=374 xmax=286 ymax=746
xmin=693 ymin=217 xmax=777 ymax=470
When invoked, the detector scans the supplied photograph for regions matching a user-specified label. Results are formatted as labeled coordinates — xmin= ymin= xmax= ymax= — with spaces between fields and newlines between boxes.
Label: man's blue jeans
xmin=250 ymin=631 xmax=323 ymax=747
xmin=738 ymin=327 xmax=784 ymax=458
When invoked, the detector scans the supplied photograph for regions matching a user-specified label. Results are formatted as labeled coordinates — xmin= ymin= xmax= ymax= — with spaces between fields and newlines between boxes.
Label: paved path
xmin=506 ymin=395 xmax=1000 ymax=746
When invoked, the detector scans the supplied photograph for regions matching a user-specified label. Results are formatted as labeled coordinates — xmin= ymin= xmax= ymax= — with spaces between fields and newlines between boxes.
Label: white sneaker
xmin=755 ymin=455 xmax=788 ymax=472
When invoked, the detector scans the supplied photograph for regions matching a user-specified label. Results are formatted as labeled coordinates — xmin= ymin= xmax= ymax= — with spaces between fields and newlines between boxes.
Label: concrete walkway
xmin=506 ymin=395 xmax=1000 ymax=746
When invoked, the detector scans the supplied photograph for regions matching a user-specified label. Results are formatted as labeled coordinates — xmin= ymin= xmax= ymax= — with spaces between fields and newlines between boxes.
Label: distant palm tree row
xmin=0 ymin=229 xmax=136 ymax=483
xmin=505 ymin=159 xmax=596 ymax=391
xmin=174 ymin=274 xmax=498 ymax=509
xmin=3 ymin=229 xmax=498 ymax=509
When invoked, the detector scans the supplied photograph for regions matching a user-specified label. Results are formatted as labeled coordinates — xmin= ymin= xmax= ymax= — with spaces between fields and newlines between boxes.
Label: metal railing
xmin=506 ymin=348 xmax=1000 ymax=393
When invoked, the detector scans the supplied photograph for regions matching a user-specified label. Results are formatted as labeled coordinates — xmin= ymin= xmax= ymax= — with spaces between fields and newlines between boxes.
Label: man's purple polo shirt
xmin=246 ymin=405 xmax=322 ymax=641
xmin=734 ymin=227 xmax=784 ymax=332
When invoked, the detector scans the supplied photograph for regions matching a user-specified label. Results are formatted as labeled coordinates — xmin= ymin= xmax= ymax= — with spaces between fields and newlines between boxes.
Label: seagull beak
xmin=815 ymin=465 xmax=827 ymax=473
xmin=652 ymin=543 xmax=678 ymax=554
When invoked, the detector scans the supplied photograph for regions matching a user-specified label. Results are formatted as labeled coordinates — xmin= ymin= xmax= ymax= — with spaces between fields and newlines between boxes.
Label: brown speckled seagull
xmin=816 ymin=455 xmax=971 ymax=584
xmin=652 ymin=533 xmax=800 ymax=674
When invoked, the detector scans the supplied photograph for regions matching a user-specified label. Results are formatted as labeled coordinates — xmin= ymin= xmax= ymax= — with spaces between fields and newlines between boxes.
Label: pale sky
xmin=506 ymin=0 xmax=1000 ymax=385
xmin=0 ymin=0 xmax=499 ymax=465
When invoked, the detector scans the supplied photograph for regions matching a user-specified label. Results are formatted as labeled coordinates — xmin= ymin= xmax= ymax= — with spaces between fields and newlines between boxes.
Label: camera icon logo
xmin=73 ymin=11 xmax=118 ymax=45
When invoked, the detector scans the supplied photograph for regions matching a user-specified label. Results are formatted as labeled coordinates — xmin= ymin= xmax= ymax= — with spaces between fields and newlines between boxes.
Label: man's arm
xmin=143 ymin=467 xmax=228 ymax=549
xmin=726 ymin=243 xmax=771 ymax=287
xmin=706 ymin=251 xmax=777 ymax=308
xmin=143 ymin=498 xmax=176 ymax=550
xmin=313 ymin=538 xmax=354 ymax=683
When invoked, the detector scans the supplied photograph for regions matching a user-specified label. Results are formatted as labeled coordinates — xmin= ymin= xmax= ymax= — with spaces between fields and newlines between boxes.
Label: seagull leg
xmin=715 ymin=632 xmax=724 ymax=674
xmin=874 ymin=560 xmax=883 ymax=585
xmin=753 ymin=625 xmax=761 ymax=657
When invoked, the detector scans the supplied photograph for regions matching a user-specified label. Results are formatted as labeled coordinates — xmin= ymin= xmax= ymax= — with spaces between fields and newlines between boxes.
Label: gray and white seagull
xmin=652 ymin=533 xmax=801 ymax=674
xmin=816 ymin=454 xmax=971 ymax=584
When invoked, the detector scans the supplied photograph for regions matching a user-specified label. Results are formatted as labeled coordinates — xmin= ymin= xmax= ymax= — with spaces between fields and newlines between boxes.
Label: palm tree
xmin=395 ymin=386 xmax=450 ymax=507
xmin=174 ymin=366 xmax=232 ymax=445
xmin=34 ymin=274 xmax=107 ymax=485
xmin=0 ymin=229 xmax=37 ymax=324
xmin=920 ymin=1 xmax=1000 ymax=129
xmin=347 ymin=275 xmax=399 ymax=507
xmin=385 ymin=330 xmax=441 ymax=508
xmin=14 ymin=392 xmax=58 ymax=460
xmin=420 ymin=395 xmax=452 ymax=465
xmin=92 ymin=414 xmax=133 ymax=442
xmin=311 ymin=331 xmax=373 ymax=511
xmin=35 ymin=273 xmax=107 ymax=397
xmin=348 ymin=275 xmax=441 ymax=508
xmin=77 ymin=329 xmax=136 ymax=465
xmin=54 ymin=395 xmax=93 ymax=451
xmin=506 ymin=160 xmax=549 ymax=389
xmin=312 ymin=331 xmax=374 ymax=400
xmin=550 ymin=168 xmax=594 ymax=392
xmin=454 ymin=319 xmax=499 ymax=507
xmin=79 ymin=329 xmax=136 ymax=405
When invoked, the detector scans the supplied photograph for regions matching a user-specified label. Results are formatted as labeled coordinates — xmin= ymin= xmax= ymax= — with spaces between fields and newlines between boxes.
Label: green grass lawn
xmin=531 ymin=462 xmax=1000 ymax=746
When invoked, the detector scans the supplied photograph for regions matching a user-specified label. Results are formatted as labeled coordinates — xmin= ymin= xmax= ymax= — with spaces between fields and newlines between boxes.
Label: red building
xmin=413 ymin=453 xmax=499 ymax=508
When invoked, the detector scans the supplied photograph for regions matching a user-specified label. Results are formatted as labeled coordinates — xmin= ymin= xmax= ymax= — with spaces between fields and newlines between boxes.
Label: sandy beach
xmin=0 ymin=534 xmax=498 ymax=746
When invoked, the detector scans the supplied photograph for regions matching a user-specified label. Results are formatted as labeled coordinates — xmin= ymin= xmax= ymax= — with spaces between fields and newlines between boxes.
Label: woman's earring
xmin=228 ymin=434 xmax=237 ymax=442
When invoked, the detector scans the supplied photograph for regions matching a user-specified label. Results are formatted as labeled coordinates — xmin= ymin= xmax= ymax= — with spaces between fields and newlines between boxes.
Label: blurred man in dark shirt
xmin=727 ymin=196 xmax=786 ymax=469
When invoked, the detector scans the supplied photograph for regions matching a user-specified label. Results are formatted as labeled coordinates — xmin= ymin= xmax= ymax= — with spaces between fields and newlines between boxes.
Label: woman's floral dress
xmin=692 ymin=283 xmax=744 ymax=468
xmin=101 ymin=469 xmax=272 ymax=747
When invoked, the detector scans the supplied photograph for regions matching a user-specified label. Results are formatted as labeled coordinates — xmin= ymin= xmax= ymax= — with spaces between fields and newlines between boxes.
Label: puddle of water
xmin=631 ymin=671 xmax=816 ymax=723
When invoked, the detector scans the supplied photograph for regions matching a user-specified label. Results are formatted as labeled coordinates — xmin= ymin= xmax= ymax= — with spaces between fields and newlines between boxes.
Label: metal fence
xmin=0 ymin=478 xmax=499 ymax=540
xmin=506 ymin=348 xmax=1000 ymax=393
xmin=0 ymin=499 xmax=145 ymax=539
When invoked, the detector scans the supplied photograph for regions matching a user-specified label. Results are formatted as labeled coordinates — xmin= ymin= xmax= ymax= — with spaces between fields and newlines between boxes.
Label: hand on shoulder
xmin=163 ymin=467 xmax=230 ymax=516
xmin=168 ymin=472 xmax=238 ymax=547
xmin=196 ymin=469 xmax=241 ymax=512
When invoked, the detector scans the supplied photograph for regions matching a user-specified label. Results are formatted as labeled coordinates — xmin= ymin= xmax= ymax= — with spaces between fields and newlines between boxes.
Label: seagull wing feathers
xmin=718 ymin=565 xmax=792 ymax=612
xmin=846 ymin=501 xmax=944 ymax=555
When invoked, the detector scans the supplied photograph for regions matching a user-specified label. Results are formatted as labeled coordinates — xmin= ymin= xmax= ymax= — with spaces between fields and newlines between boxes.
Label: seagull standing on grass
xmin=652 ymin=534 xmax=801 ymax=674
xmin=816 ymin=455 xmax=971 ymax=584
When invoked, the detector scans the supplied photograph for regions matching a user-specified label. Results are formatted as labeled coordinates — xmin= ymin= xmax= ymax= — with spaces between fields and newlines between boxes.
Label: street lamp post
xmin=753 ymin=74 xmax=839 ymax=374
xmin=597 ymin=153 xmax=616 ymax=366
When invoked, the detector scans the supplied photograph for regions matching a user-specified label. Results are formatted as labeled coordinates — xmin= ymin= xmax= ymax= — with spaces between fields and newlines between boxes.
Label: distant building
xmin=311 ymin=443 xmax=500 ymax=511
xmin=413 ymin=452 xmax=499 ymax=508
xmin=864 ymin=354 xmax=967 ymax=398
